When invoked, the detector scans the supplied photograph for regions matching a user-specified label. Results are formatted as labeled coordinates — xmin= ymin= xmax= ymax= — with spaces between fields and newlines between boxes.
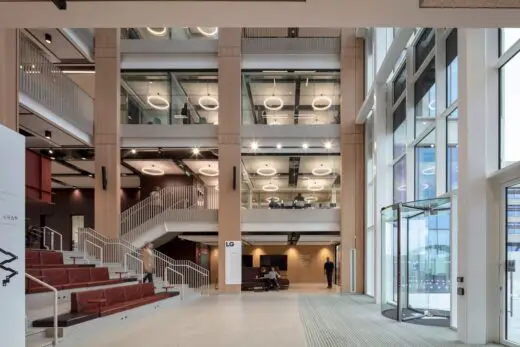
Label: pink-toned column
xmin=0 ymin=29 xmax=19 ymax=131
xmin=217 ymin=28 xmax=242 ymax=293
xmin=340 ymin=29 xmax=365 ymax=294
xmin=94 ymin=29 xmax=121 ymax=239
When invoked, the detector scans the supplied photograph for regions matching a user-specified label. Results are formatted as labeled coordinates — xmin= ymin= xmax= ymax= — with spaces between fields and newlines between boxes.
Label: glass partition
xmin=121 ymin=27 xmax=218 ymax=40
xmin=381 ymin=197 xmax=452 ymax=327
xmin=242 ymin=71 xmax=340 ymax=125
xmin=121 ymin=71 xmax=218 ymax=125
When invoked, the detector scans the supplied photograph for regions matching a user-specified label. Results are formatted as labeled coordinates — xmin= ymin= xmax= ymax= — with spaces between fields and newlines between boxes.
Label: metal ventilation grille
xmin=243 ymin=28 xmax=341 ymax=38
xmin=420 ymin=0 xmax=520 ymax=8
xmin=242 ymin=37 xmax=340 ymax=54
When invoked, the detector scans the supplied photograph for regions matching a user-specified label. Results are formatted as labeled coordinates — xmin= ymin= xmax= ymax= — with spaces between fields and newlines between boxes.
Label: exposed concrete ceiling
xmin=1 ymin=0 xmax=520 ymax=28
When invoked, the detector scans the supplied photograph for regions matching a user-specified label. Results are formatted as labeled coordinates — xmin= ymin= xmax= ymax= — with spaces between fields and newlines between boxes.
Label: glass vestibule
xmin=381 ymin=197 xmax=452 ymax=327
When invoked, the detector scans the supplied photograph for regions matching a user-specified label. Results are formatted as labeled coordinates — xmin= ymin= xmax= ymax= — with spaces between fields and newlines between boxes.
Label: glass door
xmin=504 ymin=183 xmax=520 ymax=344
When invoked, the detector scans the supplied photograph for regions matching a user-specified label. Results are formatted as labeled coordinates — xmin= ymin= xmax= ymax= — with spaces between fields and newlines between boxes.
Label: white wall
xmin=0 ymin=124 xmax=25 ymax=347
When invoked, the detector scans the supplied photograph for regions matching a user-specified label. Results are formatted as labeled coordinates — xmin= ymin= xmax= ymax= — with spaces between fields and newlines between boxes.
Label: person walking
xmin=324 ymin=257 xmax=335 ymax=289
xmin=141 ymin=242 xmax=154 ymax=284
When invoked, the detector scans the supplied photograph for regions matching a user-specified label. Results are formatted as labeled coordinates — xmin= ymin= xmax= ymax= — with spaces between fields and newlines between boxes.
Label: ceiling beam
xmin=293 ymin=78 xmax=301 ymax=125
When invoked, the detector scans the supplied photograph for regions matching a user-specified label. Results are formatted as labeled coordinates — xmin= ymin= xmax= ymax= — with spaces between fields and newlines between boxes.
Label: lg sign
xmin=225 ymin=241 xmax=235 ymax=247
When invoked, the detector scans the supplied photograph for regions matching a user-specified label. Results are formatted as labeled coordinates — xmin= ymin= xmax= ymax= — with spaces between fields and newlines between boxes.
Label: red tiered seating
xmin=26 ymin=249 xmax=94 ymax=269
xmin=26 ymin=267 xmax=123 ymax=294
xmin=71 ymin=283 xmax=177 ymax=317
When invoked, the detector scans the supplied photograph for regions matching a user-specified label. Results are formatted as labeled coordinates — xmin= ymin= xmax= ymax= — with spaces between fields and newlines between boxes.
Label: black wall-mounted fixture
xmin=232 ymin=166 xmax=237 ymax=191
xmin=44 ymin=33 xmax=52 ymax=44
xmin=44 ymin=130 xmax=52 ymax=139
xmin=101 ymin=166 xmax=107 ymax=190
xmin=51 ymin=0 xmax=67 ymax=10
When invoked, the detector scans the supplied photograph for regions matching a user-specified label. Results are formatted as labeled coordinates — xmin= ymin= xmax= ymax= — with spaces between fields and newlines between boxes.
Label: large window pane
xmin=447 ymin=110 xmax=459 ymax=191
xmin=393 ymin=158 xmax=406 ymax=203
xmin=500 ymin=52 xmax=520 ymax=168
xmin=415 ymin=59 xmax=436 ymax=136
xmin=415 ymin=28 xmax=435 ymax=71
xmin=446 ymin=30 xmax=458 ymax=106
xmin=393 ymin=65 xmax=406 ymax=103
xmin=501 ymin=28 xmax=520 ymax=55
xmin=393 ymin=100 xmax=407 ymax=159
xmin=506 ymin=183 xmax=520 ymax=344
xmin=416 ymin=130 xmax=436 ymax=200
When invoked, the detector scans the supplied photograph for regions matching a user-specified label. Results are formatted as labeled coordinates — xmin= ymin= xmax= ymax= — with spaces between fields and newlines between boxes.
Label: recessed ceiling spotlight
xmin=276 ymin=143 xmax=282 ymax=150
xmin=44 ymin=130 xmax=52 ymax=139
xmin=88 ymin=174 xmax=93 ymax=177
xmin=48 ymin=149 xmax=53 ymax=154
xmin=324 ymin=141 xmax=332 ymax=150
xmin=45 ymin=33 xmax=52 ymax=44
xmin=192 ymin=147 xmax=200 ymax=156
xmin=250 ymin=141 xmax=259 ymax=151
xmin=302 ymin=143 xmax=309 ymax=150
xmin=50 ymin=156 xmax=55 ymax=160
xmin=81 ymin=157 xmax=86 ymax=160
xmin=131 ymin=148 xmax=137 ymax=154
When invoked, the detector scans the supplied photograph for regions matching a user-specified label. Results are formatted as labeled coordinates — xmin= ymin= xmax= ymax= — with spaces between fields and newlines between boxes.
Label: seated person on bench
xmin=265 ymin=267 xmax=280 ymax=290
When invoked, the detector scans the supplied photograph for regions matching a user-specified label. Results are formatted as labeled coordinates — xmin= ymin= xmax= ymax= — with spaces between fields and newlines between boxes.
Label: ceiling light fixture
xmin=81 ymin=157 xmax=86 ymax=160
xmin=48 ymin=149 xmax=53 ymax=154
xmin=196 ymin=27 xmax=219 ymax=37
xmin=44 ymin=130 xmax=52 ymax=139
xmin=199 ymin=165 xmax=219 ymax=177
xmin=147 ymin=95 xmax=170 ymax=110
xmin=142 ymin=165 xmax=165 ymax=176
xmin=263 ymin=96 xmax=284 ymax=111
xmin=256 ymin=164 xmax=277 ymax=177
xmin=262 ymin=183 xmax=279 ymax=192
xmin=198 ymin=96 xmax=219 ymax=111
xmin=50 ymin=156 xmax=55 ymax=160
xmin=302 ymin=143 xmax=309 ymax=150
xmin=312 ymin=96 xmax=332 ymax=111
xmin=312 ymin=164 xmax=332 ymax=176
xmin=308 ymin=182 xmax=324 ymax=191
xmin=146 ymin=27 xmax=168 ymax=36
xmin=265 ymin=196 xmax=280 ymax=203
xmin=44 ymin=33 xmax=52 ymax=44
xmin=276 ymin=143 xmax=282 ymax=150
xmin=250 ymin=141 xmax=259 ymax=151
xmin=131 ymin=149 xmax=137 ymax=154
xmin=324 ymin=141 xmax=332 ymax=150
xmin=192 ymin=147 xmax=200 ymax=156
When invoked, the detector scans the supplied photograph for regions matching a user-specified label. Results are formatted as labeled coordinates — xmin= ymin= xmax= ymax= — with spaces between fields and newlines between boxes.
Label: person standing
xmin=141 ymin=242 xmax=154 ymax=284
xmin=324 ymin=257 xmax=335 ymax=289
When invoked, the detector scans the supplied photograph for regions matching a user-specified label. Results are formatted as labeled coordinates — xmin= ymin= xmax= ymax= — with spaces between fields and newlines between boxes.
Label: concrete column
xmin=94 ymin=29 xmax=121 ymax=239
xmin=0 ymin=29 xmax=19 ymax=131
xmin=340 ymin=29 xmax=365 ymax=294
xmin=457 ymin=29 xmax=499 ymax=344
xmin=217 ymin=28 xmax=242 ymax=293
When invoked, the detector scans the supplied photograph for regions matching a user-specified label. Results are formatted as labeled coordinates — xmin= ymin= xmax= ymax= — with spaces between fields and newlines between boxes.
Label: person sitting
xmin=294 ymin=193 xmax=305 ymax=209
xmin=266 ymin=267 xmax=280 ymax=290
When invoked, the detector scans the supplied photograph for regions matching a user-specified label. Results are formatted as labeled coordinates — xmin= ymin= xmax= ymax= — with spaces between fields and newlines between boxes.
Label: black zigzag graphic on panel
xmin=0 ymin=248 xmax=18 ymax=286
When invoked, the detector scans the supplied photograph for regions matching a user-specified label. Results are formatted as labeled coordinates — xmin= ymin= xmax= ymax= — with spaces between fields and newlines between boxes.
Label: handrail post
xmin=25 ymin=273 xmax=58 ymax=346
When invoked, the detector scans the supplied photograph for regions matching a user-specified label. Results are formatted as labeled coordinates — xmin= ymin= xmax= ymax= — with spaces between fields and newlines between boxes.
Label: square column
xmin=94 ymin=29 xmax=121 ymax=239
xmin=457 ymin=29 xmax=499 ymax=344
xmin=0 ymin=29 xmax=19 ymax=131
xmin=340 ymin=29 xmax=365 ymax=293
xmin=217 ymin=28 xmax=242 ymax=293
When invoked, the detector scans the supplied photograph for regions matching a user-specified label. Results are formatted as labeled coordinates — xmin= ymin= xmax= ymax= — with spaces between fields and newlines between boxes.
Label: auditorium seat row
xmin=71 ymin=283 xmax=178 ymax=317
xmin=26 ymin=249 xmax=95 ymax=269
xmin=26 ymin=267 xmax=123 ymax=293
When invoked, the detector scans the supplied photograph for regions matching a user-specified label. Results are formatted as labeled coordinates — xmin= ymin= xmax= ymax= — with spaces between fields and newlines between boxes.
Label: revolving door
xmin=381 ymin=197 xmax=452 ymax=327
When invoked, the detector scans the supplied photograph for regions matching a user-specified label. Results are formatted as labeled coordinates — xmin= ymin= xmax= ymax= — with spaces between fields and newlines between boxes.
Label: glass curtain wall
xmin=506 ymin=183 xmax=520 ymax=344
xmin=366 ymin=113 xmax=375 ymax=296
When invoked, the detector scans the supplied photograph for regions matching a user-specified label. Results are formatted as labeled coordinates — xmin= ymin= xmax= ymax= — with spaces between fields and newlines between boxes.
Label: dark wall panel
xmin=157 ymin=237 xmax=197 ymax=263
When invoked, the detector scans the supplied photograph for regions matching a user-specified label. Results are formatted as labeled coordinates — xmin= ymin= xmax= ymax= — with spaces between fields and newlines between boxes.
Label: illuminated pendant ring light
xmin=197 ymin=27 xmax=219 ymax=37
xmin=256 ymin=164 xmax=277 ymax=177
xmin=307 ymin=182 xmax=324 ymax=192
xmin=312 ymin=96 xmax=332 ymax=111
xmin=142 ymin=165 xmax=165 ymax=176
xmin=147 ymin=95 xmax=170 ymax=110
xmin=198 ymin=96 xmax=219 ymax=111
xmin=263 ymin=96 xmax=284 ymax=111
xmin=265 ymin=196 xmax=280 ymax=203
xmin=312 ymin=164 xmax=332 ymax=176
xmin=147 ymin=27 xmax=168 ymax=36
xmin=262 ymin=183 xmax=279 ymax=192
xmin=199 ymin=165 xmax=219 ymax=177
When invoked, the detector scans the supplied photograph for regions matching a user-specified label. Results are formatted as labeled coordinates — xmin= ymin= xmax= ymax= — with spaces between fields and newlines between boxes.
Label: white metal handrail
xmin=25 ymin=273 xmax=58 ymax=346
xmin=84 ymin=240 xmax=103 ymax=266
xmin=164 ymin=267 xmax=185 ymax=300
xmin=78 ymin=227 xmax=210 ymax=295
xmin=124 ymin=253 xmax=144 ymax=280
xmin=43 ymin=226 xmax=63 ymax=252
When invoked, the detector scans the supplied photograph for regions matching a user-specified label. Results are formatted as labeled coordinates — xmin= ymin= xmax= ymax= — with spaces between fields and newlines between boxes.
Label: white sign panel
xmin=0 ymin=124 xmax=25 ymax=347
xmin=225 ymin=240 xmax=242 ymax=285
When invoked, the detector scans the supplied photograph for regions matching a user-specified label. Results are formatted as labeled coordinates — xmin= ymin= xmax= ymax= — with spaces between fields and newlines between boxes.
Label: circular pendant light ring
xmin=312 ymin=96 xmax=332 ymax=111
xmin=147 ymin=95 xmax=170 ymax=110
xmin=263 ymin=96 xmax=284 ymax=111
xmin=198 ymin=96 xmax=219 ymax=111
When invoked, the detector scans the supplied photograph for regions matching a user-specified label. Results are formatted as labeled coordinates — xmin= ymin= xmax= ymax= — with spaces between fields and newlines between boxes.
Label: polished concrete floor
xmin=78 ymin=286 xmax=500 ymax=347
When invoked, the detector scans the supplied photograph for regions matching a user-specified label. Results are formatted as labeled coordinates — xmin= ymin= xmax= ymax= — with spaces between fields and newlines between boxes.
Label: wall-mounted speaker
xmin=101 ymin=166 xmax=107 ymax=190
xmin=232 ymin=166 xmax=236 ymax=191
